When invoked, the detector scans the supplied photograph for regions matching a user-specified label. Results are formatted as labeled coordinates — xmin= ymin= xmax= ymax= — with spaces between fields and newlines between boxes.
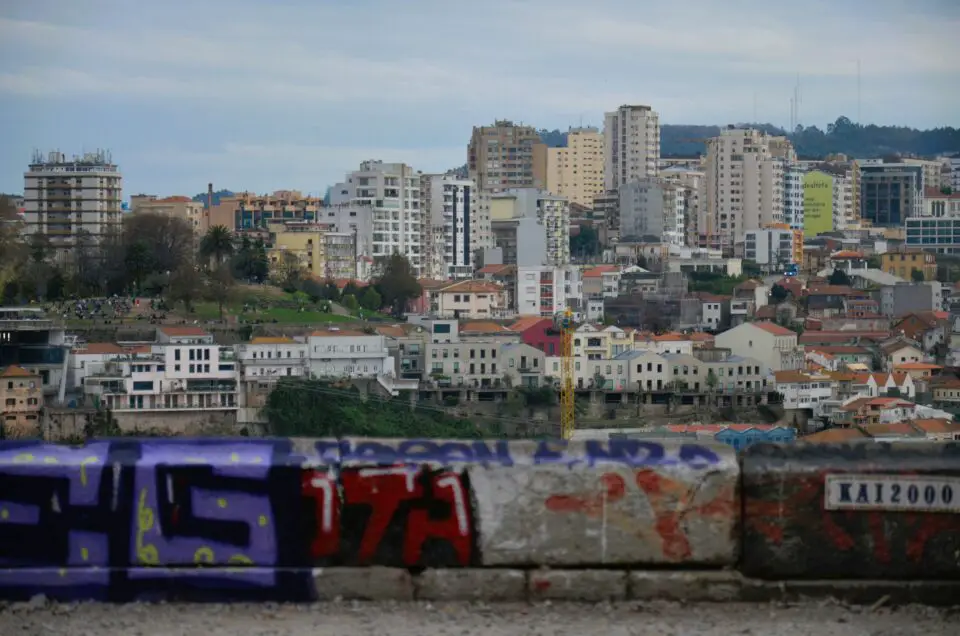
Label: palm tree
xmin=199 ymin=225 xmax=235 ymax=268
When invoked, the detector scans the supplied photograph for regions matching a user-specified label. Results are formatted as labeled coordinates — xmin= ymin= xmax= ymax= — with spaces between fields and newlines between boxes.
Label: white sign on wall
xmin=824 ymin=474 xmax=960 ymax=514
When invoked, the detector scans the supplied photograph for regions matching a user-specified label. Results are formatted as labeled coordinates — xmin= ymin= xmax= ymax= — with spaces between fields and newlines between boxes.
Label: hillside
xmin=540 ymin=117 xmax=960 ymax=159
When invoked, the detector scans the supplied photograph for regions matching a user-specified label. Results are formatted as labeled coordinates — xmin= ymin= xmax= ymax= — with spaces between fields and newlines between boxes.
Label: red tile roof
xmin=751 ymin=321 xmax=795 ymax=336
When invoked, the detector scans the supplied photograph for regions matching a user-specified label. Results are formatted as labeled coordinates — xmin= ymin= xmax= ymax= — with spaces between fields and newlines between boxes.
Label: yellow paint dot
xmin=258 ymin=515 xmax=268 ymax=527
xmin=217 ymin=498 xmax=227 ymax=508
xmin=81 ymin=547 xmax=89 ymax=561
xmin=43 ymin=456 xmax=59 ymax=464
xmin=58 ymin=568 xmax=66 ymax=577
xmin=12 ymin=453 xmax=34 ymax=464
xmin=0 ymin=508 xmax=8 ymax=520
xmin=230 ymin=452 xmax=240 ymax=462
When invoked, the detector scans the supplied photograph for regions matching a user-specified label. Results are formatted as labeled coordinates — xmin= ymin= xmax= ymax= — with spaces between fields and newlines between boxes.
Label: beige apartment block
xmin=131 ymin=195 xmax=207 ymax=234
xmin=1 ymin=365 xmax=43 ymax=438
xmin=903 ymin=158 xmax=944 ymax=192
xmin=468 ymin=120 xmax=547 ymax=193
xmin=604 ymin=105 xmax=661 ymax=190
xmin=22 ymin=150 xmax=123 ymax=262
xmin=703 ymin=128 xmax=795 ymax=252
xmin=546 ymin=127 xmax=605 ymax=207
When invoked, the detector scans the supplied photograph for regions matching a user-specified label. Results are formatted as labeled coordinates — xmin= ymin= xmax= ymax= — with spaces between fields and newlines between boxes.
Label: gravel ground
xmin=1 ymin=600 xmax=957 ymax=635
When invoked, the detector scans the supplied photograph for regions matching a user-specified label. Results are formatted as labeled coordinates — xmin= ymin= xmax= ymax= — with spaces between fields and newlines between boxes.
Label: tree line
xmin=1 ymin=195 xmax=424 ymax=319
xmin=541 ymin=117 xmax=960 ymax=159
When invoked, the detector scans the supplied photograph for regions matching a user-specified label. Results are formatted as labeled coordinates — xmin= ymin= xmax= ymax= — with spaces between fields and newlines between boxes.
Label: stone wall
xmin=0 ymin=438 xmax=957 ymax=605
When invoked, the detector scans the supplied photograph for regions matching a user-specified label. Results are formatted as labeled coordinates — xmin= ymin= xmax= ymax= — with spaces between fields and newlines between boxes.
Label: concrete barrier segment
xmin=741 ymin=441 xmax=960 ymax=580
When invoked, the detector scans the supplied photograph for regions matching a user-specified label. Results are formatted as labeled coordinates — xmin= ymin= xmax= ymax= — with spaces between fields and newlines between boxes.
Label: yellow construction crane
xmin=558 ymin=308 xmax=575 ymax=440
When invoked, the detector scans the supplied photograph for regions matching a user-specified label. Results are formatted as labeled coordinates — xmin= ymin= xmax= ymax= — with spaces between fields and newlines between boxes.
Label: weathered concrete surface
xmin=528 ymin=569 xmax=627 ymax=602
xmin=6 ymin=601 xmax=958 ymax=636
xmin=740 ymin=579 xmax=960 ymax=607
xmin=629 ymin=570 xmax=742 ymax=602
xmin=741 ymin=442 xmax=960 ymax=580
xmin=312 ymin=567 xmax=414 ymax=601
xmin=415 ymin=569 xmax=526 ymax=602
xmin=470 ymin=440 xmax=739 ymax=566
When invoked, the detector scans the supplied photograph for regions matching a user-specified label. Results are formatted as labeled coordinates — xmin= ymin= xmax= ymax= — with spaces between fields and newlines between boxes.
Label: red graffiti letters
xmin=301 ymin=465 xmax=474 ymax=567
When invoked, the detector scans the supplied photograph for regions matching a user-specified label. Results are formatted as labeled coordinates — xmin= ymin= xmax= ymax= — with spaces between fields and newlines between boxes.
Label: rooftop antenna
xmin=856 ymin=58 xmax=862 ymax=124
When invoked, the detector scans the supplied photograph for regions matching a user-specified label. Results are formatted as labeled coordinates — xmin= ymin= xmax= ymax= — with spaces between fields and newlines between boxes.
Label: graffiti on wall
xmin=0 ymin=437 xmax=727 ymax=600
xmin=545 ymin=469 xmax=736 ymax=561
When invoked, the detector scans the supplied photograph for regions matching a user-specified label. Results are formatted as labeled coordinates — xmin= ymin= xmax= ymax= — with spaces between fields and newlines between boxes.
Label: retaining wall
xmin=0 ymin=438 xmax=957 ymax=604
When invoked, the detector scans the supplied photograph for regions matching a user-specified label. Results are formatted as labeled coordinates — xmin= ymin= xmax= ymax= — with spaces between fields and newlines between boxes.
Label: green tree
xmin=167 ymin=262 xmax=201 ymax=312
xmin=200 ymin=225 xmax=235 ymax=267
xmin=570 ymin=225 xmax=600 ymax=258
xmin=263 ymin=378 xmax=482 ymax=438
xmin=373 ymin=253 xmax=421 ymax=316
xmin=323 ymin=280 xmax=341 ymax=301
xmin=360 ymin=286 xmax=382 ymax=312
xmin=828 ymin=269 xmax=851 ymax=286
xmin=341 ymin=293 xmax=359 ymax=311
xmin=124 ymin=240 xmax=153 ymax=292
xmin=911 ymin=268 xmax=926 ymax=282
xmin=232 ymin=235 xmax=269 ymax=282
xmin=206 ymin=265 xmax=235 ymax=320
xmin=276 ymin=250 xmax=303 ymax=291
xmin=769 ymin=283 xmax=790 ymax=304
xmin=0 ymin=195 xmax=26 ymax=294
xmin=706 ymin=369 xmax=719 ymax=392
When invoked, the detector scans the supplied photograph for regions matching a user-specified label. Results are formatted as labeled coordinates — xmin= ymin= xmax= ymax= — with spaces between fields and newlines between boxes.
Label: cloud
xmin=124 ymin=143 xmax=467 ymax=195
xmin=0 ymin=0 xmax=956 ymax=195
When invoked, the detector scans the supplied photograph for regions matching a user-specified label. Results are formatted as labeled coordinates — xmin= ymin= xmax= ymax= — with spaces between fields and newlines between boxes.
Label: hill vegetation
xmin=540 ymin=116 xmax=960 ymax=159
xmin=263 ymin=378 xmax=485 ymax=438
xmin=191 ymin=189 xmax=235 ymax=205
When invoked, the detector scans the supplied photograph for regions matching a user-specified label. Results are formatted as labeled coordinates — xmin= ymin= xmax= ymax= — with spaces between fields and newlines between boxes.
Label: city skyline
xmin=1 ymin=0 xmax=957 ymax=196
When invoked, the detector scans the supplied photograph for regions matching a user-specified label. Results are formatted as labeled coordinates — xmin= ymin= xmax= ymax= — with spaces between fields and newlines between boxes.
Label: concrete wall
xmin=0 ymin=438 xmax=958 ymax=605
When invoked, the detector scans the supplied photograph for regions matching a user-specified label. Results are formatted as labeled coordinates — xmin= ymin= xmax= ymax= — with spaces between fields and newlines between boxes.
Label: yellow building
xmin=267 ymin=222 xmax=357 ymax=280
xmin=1 ymin=365 xmax=43 ymax=438
xmin=803 ymin=171 xmax=834 ymax=236
xmin=546 ymin=127 xmax=605 ymax=207
xmin=881 ymin=249 xmax=936 ymax=281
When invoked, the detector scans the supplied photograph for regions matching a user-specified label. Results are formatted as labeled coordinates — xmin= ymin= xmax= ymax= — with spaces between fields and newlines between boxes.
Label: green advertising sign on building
xmin=803 ymin=171 xmax=834 ymax=237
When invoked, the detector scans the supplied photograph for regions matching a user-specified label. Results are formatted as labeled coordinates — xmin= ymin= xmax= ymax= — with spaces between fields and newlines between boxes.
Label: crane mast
xmin=559 ymin=308 xmax=575 ymax=440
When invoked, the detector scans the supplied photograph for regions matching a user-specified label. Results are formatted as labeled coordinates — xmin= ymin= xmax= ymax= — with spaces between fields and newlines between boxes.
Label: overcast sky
xmin=1 ymin=0 xmax=957 ymax=198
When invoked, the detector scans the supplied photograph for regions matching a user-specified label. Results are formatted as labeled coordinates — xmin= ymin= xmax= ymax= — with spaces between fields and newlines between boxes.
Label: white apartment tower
xmin=422 ymin=174 xmax=476 ymax=280
xmin=604 ymin=105 xmax=661 ymax=191
xmin=23 ymin=150 xmax=123 ymax=261
xmin=546 ymin=127 xmax=605 ymax=207
xmin=703 ymin=128 xmax=795 ymax=251
xmin=783 ymin=163 xmax=806 ymax=230
xmin=333 ymin=161 xmax=423 ymax=276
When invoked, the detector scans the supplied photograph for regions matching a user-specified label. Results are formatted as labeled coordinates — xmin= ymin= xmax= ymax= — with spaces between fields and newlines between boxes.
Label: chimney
xmin=207 ymin=183 xmax=213 ymax=210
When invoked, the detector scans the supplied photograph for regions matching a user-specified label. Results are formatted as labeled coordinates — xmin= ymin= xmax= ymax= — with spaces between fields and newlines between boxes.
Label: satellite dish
xmin=416 ymin=326 xmax=424 ymax=333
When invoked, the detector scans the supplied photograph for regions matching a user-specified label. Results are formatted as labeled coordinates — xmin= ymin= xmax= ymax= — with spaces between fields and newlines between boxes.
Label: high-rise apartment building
xmin=421 ymin=174 xmax=476 ymax=280
xmin=702 ymin=128 xmax=795 ymax=251
xmin=546 ymin=127 xmax=604 ymax=207
xmin=468 ymin=120 xmax=547 ymax=194
xmin=467 ymin=121 xmax=547 ymax=257
xmin=858 ymin=163 xmax=923 ymax=226
xmin=662 ymin=168 xmax=704 ymax=247
xmin=782 ymin=164 xmax=806 ymax=230
xmin=618 ymin=178 xmax=685 ymax=246
xmin=331 ymin=161 xmax=423 ymax=276
xmin=903 ymin=158 xmax=943 ymax=192
xmin=489 ymin=189 xmax=570 ymax=267
xmin=22 ymin=150 xmax=122 ymax=260
xmin=603 ymin=105 xmax=661 ymax=191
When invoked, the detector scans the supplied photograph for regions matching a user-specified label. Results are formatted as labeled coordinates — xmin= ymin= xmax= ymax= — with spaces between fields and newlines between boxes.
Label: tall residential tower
xmin=22 ymin=150 xmax=123 ymax=261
